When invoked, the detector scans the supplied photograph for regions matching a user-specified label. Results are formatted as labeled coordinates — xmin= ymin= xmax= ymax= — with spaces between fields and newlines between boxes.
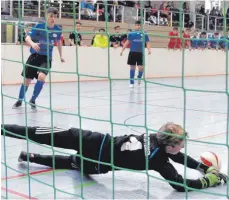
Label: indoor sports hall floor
xmin=1 ymin=75 xmax=229 ymax=199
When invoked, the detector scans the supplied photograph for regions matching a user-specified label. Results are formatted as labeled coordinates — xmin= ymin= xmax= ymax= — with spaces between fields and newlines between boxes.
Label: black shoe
xmin=18 ymin=151 xmax=28 ymax=162
xmin=12 ymin=100 xmax=22 ymax=109
xmin=29 ymin=100 xmax=37 ymax=112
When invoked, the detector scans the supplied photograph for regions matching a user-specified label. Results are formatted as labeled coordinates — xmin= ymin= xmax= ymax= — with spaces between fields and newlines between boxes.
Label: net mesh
xmin=1 ymin=0 xmax=229 ymax=199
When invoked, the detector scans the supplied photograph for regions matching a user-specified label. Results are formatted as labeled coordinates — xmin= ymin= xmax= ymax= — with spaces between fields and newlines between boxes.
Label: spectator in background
xmin=92 ymin=28 xmax=108 ymax=48
xmin=110 ymin=26 xmax=125 ymax=48
xmin=17 ymin=24 xmax=33 ymax=45
xmin=182 ymin=3 xmax=193 ymax=28
xmin=226 ymin=7 xmax=229 ymax=26
xmin=94 ymin=1 xmax=105 ymax=21
xmin=208 ymin=32 xmax=220 ymax=50
xmin=198 ymin=32 xmax=208 ymax=49
xmin=199 ymin=5 xmax=206 ymax=16
xmin=191 ymin=30 xmax=199 ymax=49
xmin=159 ymin=2 xmax=169 ymax=25
xmin=121 ymin=29 xmax=132 ymax=48
xmin=168 ymin=27 xmax=180 ymax=49
xmin=148 ymin=4 xmax=158 ymax=25
xmin=219 ymin=30 xmax=229 ymax=50
xmin=81 ymin=0 xmax=96 ymax=20
xmin=69 ymin=22 xmax=83 ymax=46
xmin=182 ymin=28 xmax=191 ymax=49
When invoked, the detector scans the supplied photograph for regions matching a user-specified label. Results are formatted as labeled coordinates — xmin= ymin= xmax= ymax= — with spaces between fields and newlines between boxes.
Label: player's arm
xmin=25 ymin=24 xmax=40 ymax=52
xmin=145 ymin=34 xmax=151 ymax=54
xmin=120 ymin=40 xmax=130 ymax=55
xmin=168 ymin=152 xmax=204 ymax=170
xmin=157 ymin=161 xmax=223 ymax=192
xmin=120 ymin=33 xmax=131 ymax=55
xmin=168 ymin=151 xmax=228 ymax=183
xmin=56 ymin=38 xmax=65 ymax=62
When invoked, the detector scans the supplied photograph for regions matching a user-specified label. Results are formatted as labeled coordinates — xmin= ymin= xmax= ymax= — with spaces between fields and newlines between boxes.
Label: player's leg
xmin=129 ymin=65 xmax=136 ymax=88
xmin=1 ymin=124 xmax=81 ymax=150
xmin=29 ymin=56 xmax=51 ymax=111
xmin=29 ymin=72 xmax=46 ymax=111
xmin=137 ymin=66 xmax=144 ymax=85
xmin=13 ymin=54 xmax=39 ymax=109
xmin=18 ymin=151 xmax=78 ymax=169
xmin=137 ymin=52 xmax=144 ymax=85
xmin=127 ymin=52 xmax=137 ymax=88
xmin=1 ymin=124 xmax=107 ymax=153
xmin=18 ymin=151 xmax=110 ymax=175
xmin=12 ymin=78 xmax=32 ymax=109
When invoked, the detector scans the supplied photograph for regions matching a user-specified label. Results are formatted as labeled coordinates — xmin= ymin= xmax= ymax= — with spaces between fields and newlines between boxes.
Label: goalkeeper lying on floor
xmin=1 ymin=122 xmax=228 ymax=192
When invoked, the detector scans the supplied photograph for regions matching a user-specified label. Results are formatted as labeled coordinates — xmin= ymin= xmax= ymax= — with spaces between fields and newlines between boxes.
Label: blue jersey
xmin=198 ymin=38 xmax=208 ymax=48
xmin=191 ymin=37 xmax=199 ymax=49
xmin=219 ymin=36 xmax=229 ymax=49
xmin=28 ymin=23 xmax=62 ymax=58
xmin=208 ymin=36 xmax=219 ymax=49
xmin=128 ymin=31 xmax=150 ymax=53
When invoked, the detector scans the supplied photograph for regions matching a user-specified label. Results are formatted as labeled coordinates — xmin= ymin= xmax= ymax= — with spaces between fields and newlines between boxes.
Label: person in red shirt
xmin=182 ymin=28 xmax=191 ymax=49
xmin=168 ymin=27 xmax=180 ymax=49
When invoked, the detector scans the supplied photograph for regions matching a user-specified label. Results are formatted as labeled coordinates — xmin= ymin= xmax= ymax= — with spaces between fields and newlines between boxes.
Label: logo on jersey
xmin=121 ymin=137 xmax=142 ymax=151
xmin=120 ymin=135 xmax=151 ymax=156
xmin=53 ymin=33 xmax=57 ymax=38
xmin=143 ymin=134 xmax=151 ymax=156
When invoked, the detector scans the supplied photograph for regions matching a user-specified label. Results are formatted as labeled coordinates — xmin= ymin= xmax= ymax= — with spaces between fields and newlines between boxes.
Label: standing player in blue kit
xmin=12 ymin=7 xmax=65 ymax=112
xmin=120 ymin=20 xmax=151 ymax=89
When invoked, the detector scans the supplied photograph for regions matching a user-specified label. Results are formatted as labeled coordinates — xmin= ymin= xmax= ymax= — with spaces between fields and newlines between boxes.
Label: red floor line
xmin=1 ymin=187 xmax=38 ymax=199
xmin=1 ymin=168 xmax=52 ymax=181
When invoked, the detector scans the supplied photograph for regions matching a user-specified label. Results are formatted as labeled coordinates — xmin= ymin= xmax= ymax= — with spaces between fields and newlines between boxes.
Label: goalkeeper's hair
xmin=156 ymin=122 xmax=188 ymax=147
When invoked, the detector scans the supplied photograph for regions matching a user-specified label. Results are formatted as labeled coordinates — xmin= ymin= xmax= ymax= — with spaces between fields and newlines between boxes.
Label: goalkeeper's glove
xmin=197 ymin=163 xmax=229 ymax=184
xmin=200 ymin=173 xmax=222 ymax=188
xmin=206 ymin=167 xmax=228 ymax=184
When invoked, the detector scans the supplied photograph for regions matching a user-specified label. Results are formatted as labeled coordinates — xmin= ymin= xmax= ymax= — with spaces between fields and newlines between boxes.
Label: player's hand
xmin=31 ymin=43 xmax=40 ymax=52
xmin=60 ymin=57 xmax=65 ymax=62
xmin=200 ymin=173 xmax=222 ymax=188
xmin=120 ymin=50 xmax=123 ymax=56
xmin=148 ymin=50 xmax=151 ymax=55
xmin=206 ymin=167 xmax=228 ymax=184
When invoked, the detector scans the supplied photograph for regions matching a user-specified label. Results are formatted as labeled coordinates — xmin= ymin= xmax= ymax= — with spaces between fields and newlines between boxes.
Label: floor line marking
xmin=1 ymin=187 xmax=38 ymax=200
xmin=1 ymin=168 xmax=52 ymax=181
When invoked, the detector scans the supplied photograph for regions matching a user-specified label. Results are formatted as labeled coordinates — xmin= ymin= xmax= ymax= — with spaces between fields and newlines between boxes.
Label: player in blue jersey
xmin=120 ymin=20 xmax=151 ymax=89
xmin=12 ymin=7 xmax=65 ymax=112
